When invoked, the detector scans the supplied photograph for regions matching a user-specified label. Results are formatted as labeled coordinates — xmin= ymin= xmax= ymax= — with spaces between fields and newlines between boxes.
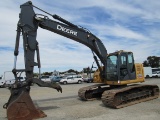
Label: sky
xmin=0 ymin=0 xmax=160 ymax=75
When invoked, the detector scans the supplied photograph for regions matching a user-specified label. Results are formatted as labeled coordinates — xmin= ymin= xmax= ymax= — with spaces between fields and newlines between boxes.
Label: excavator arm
xmin=5 ymin=1 xmax=107 ymax=120
xmin=34 ymin=3 xmax=108 ymax=76
xmin=36 ymin=16 xmax=108 ymax=77
xmin=36 ymin=16 xmax=107 ymax=63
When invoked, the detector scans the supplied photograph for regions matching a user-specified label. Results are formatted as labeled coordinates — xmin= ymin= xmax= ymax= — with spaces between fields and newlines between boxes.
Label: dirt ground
xmin=0 ymin=78 xmax=160 ymax=120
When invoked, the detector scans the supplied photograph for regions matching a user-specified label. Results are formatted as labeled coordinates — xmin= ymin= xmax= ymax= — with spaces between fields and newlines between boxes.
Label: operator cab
xmin=106 ymin=50 xmax=136 ymax=81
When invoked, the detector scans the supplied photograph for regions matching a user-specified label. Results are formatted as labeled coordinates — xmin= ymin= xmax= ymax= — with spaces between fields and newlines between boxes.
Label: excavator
xmin=4 ymin=1 xmax=159 ymax=120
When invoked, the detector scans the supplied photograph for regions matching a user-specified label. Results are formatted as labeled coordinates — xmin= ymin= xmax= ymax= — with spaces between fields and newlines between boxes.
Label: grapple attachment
xmin=4 ymin=86 xmax=47 ymax=120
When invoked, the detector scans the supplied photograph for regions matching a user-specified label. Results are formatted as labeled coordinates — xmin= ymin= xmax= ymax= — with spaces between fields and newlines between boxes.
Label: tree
xmin=33 ymin=73 xmax=39 ymax=77
xmin=143 ymin=60 xmax=149 ymax=67
xmin=43 ymin=72 xmax=52 ymax=76
xmin=83 ymin=67 xmax=90 ymax=75
xmin=67 ymin=69 xmax=79 ymax=74
xmin=143 ymin=56 xmax=160 ymax=68
xmin=59 ymin=69 xmax=80 ymax=74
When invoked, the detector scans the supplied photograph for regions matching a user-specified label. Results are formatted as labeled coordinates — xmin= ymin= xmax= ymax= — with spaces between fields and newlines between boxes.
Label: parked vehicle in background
xmin=143 ymin=67 xmax=153 ymax=78
xmin=83 ymin=77 xmax=93 ymax=83
xmin=144 ymin=67 xmax=160 ymax=78
xmin=152 ymin=71 xmax=160 ymax=78
xmin=2 ymin=71 xmax=15 ymax=87
xmin=0 ymin=77 xmax=5 ymax=88
xmin=5 ymin=79 xmax=15 ymax=87
xmin=152 ymin=68 xmax=160 ymax=74
xmin=60 ymin=75 xmax=83 ymax=84
xmin=51 ymin=76 xmax=63 ymax=82
xmin=17 ymin=76 xmax=25 ymax=81
xmin=0 ymin=71 xmax=26 ymax=88
xmin=40 ymin=75 xmax=51 ymax=82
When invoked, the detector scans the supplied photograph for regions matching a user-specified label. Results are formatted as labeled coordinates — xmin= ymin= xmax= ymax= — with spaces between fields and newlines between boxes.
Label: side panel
xmin=134 ymin=63 xmax=145 ymax=82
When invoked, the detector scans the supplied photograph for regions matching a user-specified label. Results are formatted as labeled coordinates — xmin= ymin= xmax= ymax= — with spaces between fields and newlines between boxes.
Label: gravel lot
xmin=0 ymin=78 xmax=160 ymax=120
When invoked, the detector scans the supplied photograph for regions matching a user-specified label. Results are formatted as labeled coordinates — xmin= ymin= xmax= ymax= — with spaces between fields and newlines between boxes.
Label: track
xmin=102 ymin=84 xmax=159 ymax=108
xmin=78 ymin=84 xmax=159 ymax=108
xmin=78 ymin=84 xmax=109 ymax=100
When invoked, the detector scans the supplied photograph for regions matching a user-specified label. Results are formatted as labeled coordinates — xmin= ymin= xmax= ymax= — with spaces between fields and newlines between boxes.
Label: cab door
xmin=119 ymin=52 xmax=136 ymax=80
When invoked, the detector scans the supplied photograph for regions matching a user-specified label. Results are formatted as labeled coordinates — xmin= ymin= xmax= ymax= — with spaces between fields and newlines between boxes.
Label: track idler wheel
xmin=5 ymin=87 xmax=46 ymax=120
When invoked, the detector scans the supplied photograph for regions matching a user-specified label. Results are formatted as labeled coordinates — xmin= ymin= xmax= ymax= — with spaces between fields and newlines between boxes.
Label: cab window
xmin=106 ymin=55 xmax=118 ymax=80
xmin=128 ymin=53 xmax=134 ymax=72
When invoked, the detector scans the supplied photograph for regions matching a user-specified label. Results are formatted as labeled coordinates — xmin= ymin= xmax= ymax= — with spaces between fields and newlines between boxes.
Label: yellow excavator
xmin=4 ymin=1 xmax=159 ymax=120
xmin=79 ymin=50 xmax=159 ymax=108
